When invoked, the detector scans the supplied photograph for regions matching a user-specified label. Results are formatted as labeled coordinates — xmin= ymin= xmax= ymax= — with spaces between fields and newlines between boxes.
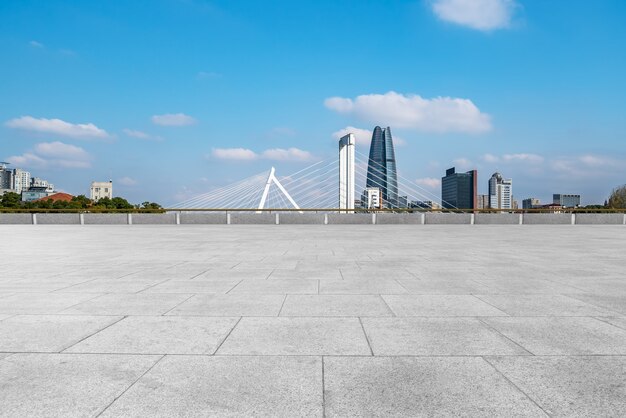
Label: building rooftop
xmin=34 ymin=192 xmax=74 ymax=203
xmin=0 ymin=225 xmax=625 ymax=416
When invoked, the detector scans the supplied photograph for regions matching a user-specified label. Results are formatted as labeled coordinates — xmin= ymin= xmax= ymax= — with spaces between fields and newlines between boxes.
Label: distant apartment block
xmin=363 ymin=187 xmax=382 ymax=209
xmin=522 ymin=198 xmax=541 ymax=209
xmin=0 ymin=162 xmax=13 ymax=190
xmin=477 ymin=194 xmax=489 ymax=210
xmin=553 ymin=194 xmax=580 ymax=208
xmin=441 ymin=167 xmax=477 ymax=209
xmin=488 ymin=172 xmax=513 ymax=210
xmin=91 ymin=181 xmax=113 ymax=201
xmin=13 ymin=169 xmax=31 ymax=194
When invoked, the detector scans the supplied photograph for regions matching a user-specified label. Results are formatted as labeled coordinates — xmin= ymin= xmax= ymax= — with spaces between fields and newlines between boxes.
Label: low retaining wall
xmin=0 ymin=213 xmax=624 ymax=225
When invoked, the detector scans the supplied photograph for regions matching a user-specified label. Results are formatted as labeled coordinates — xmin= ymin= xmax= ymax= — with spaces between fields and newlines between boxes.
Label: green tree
xmin=0 ymin=192 xmax=21 ymax=208
xmin=608 ymin=185 xmax=626 ymax=209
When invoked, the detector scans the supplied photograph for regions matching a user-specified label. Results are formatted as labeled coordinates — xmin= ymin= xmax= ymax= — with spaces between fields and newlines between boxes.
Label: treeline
xmin=0 ymin=192 xmax=162 ymax=211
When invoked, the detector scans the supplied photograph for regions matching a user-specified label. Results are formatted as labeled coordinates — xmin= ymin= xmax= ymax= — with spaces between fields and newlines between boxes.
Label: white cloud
xmin=5 ymin=116 xmax=109 ymax=139
xmin=331 ymin=126 xmax=373 ymax=147
xmin=117 ymin=176 xmax=138 ymax=186
xmin=7 ymin=141 xmax=91 ymax=169
xmin=431 ymin=0 xmax=519 ymax=31
xmin=325 ymin=91 xmax=491 ymax=134
xmin=453 ymin=157 xmax=473 ymax=169
xmin=151 ymin=113 xmax=196 ymax=126
xmin=502 ymin=153 xmax=544 ymax=164
xmin=211 ymin=147 xmax=314 ymax=161
xmin=260 ymin=148 xmax=313 ymax=161
xmin=483 ymin=153 xmax=499 ymax=163
xmin=415 ymin=177 xmax=441 ymax=189
xmin=6 ymin=153 xmax=46 ymax=168
xmin=34 ymin=141 xmax=89 ymax=160
xmin=123 ymin=128 xmax=163 ymax=141
xmin=123 ymin=129 xmax=150 ymax=139
xmin=29 ymin=40 xmax=44 ymax=48
xmin=211 ymin=148 xmax=258 ymax=161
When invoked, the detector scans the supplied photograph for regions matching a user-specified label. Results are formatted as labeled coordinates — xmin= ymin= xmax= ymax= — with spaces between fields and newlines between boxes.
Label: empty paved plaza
xmin=1 ymin=224 xmax=626 ymax=417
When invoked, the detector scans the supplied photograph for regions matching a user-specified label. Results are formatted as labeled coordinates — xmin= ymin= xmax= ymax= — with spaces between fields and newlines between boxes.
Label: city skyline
xmin=1 ymin=0 xmax=626 ymax=205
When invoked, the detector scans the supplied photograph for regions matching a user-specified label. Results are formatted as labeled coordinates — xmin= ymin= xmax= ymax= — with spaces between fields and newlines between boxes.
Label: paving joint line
xmin=95 ymin=354 xmax=166 ymax=417
xmin=471 ymin=294 xmax=512 ymax=316
xmin=277 ymin=295 xmax=288 ymax=316
xmin=378 ymin=295 xmax=397 ymax=317
xmin=476 ymin=317 xmax=536 ymax=356
xmin=59 ymin=315 xmax=128 ymax=353
xmin=161 ymin=294 xmax=197 ymax=316
xmin=225 ymin=280 xmax=244 ymax=294
xmin=481 ymin=356 xmax=550 ymax=417
xmin=212 ymin=317 xmax=243 ymax=355
xmin=358 ymin=317 xmax=374 ymax=356
xmin=321 ymin=356 xmax=326 ymax=418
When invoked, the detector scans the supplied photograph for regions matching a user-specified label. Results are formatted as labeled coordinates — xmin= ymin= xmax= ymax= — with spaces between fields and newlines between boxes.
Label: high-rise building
xmin=553 ymin=194 xmax=580 ymax=208
xmin=441 ymin=167 xmax=477 ymax=209
xmin=0 ymin=162 xmax=13 ymax=190
xmin=12 ymin=169 xmax=31 ymax=194
xmin=365 ymin=126 xmax=398 ymax=208
xmin=522 ymin=198 xmax=541 ymax=209
xmin=488 ymin=172 xmax=513 ymax=210
xmin=338 ymin=133 xmax=355 ymax=212
xmin=91 ymin=181 xmax=113 ymax=201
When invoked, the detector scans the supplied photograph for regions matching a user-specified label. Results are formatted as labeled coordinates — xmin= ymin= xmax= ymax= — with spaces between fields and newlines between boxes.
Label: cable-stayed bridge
xmin=171 ymin=151 xmax=450 ymax=210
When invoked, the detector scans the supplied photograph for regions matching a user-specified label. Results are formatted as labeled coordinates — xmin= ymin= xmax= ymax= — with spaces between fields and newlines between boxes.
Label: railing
xmin=0 ymin=208 xmax=625 ymax=214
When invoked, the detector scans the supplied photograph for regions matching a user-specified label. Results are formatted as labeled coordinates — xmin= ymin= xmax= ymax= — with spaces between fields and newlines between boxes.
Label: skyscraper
xmin=365 ymin=126 xmax=398 ymax=208
xmin=441 ymin=167 xmax=477 ymax=209
xmin=488 ymin=172 xmax=513 ymax=210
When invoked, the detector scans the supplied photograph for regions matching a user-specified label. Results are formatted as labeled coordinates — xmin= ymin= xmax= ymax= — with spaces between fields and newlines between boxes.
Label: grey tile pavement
xmin=167 ymin=294 xmax=285 ymax=316
xmin=0 ymin=353 xmax=160 ymax=418
xmin=99 ymin=356 xmax=323 ymax=417
xmin=0 ymin=224 xmax=625 ymax=416
xmin=66 ymin=316 xmax=239 ymax=354
xmin=362 ymin=317 xmax=530 ymax=355
xmin=486 ymin=356 xmax=626 ymax=417
xmin=324 ymin=356 xmax=547 ymax=417
xmin=217 ymin=317 xmax=371 ymax=355
xmin=0 ymin=315 xmax=122 ymax=352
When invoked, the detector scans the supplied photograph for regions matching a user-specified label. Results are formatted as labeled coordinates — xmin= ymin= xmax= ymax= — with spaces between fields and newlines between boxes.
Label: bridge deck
xmin=1 ymin=225 xmax=625 ymax=417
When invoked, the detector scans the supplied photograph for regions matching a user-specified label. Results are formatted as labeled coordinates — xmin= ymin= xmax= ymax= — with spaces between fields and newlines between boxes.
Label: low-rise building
xmin=522 ymin=198 xmax=541 ymax=209
xmin=90 ymin=181 xmax=113 ymax=201
xmin=553 ymin=194 xmax=580 ymax=208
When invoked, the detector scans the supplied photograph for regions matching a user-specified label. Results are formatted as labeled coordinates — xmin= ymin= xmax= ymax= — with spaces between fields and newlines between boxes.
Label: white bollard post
xmin=372 ymin=213 xmax=376 ymax=225
xmin=127 ymin=213 xmax=133 ymax=225
xmin=79 ymin=213 xmax=84 ymax=225
xmin=32 ymin=213 xmax=37 ymax=225
xmin=176 ymin=212 xmax=181 ymax=225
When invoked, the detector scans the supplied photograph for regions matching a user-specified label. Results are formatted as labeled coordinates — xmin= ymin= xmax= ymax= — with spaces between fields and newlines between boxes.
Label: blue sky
xmin=1 ymin=0 xmax=625 ymax=205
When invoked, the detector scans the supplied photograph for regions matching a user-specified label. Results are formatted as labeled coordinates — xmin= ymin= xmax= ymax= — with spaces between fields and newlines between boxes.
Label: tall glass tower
xmin=366 ymin=126 xmax=399 ymax=208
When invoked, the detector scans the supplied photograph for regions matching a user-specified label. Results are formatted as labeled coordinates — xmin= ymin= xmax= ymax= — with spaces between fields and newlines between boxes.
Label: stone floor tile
xmin=67 ymin=316 xmax=239 ymax=354
xmin=487 ymin=356 xmax=626 ymax=417
xmin=269 ymin=269 xmax=343 ymax=280
xmin=217 ymin=317 xmax=370 ymax=355
xmin=0 ymin=353 xmax=160 ymax=417
xmin=61 ymin=293 xmax=192 ymax=315
xmin=0 ymin=292 xmax=103 ymax=314
xmin=482 ymin=317 xmax=626 ymax=355
xmin=565 ymin=293 xmax=626 ymax=315
xmin=362 ymin=317 xmax=528 ymax=355
xmin=100 ymin=356 xmax=322 ymax=417
xmin=475 ymin=294 xmax=616 ymax=316
xmin=280 ymin=295 xmax=392 ymax=317
xmin=0 ymin=315 xmax=122 ymax=352
xmin=396 ymin=279 xmax=489 ymax=294
xmin=382 ymin=294 xmax=507 ymax=316
xmin=193 ymin=269 xmax=274 ymax=281
xmin=168 ymin=294 xmax=284 ymax=316
xmin=229 ymin=279 xmax=318 ymax=294
xmin=142 ymin=279 xmax=240 ymax=293
xmin=324 ymin=356 xmax=547 ymax=417
xmin=319 ymin=280 xmax=407 ymax=294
